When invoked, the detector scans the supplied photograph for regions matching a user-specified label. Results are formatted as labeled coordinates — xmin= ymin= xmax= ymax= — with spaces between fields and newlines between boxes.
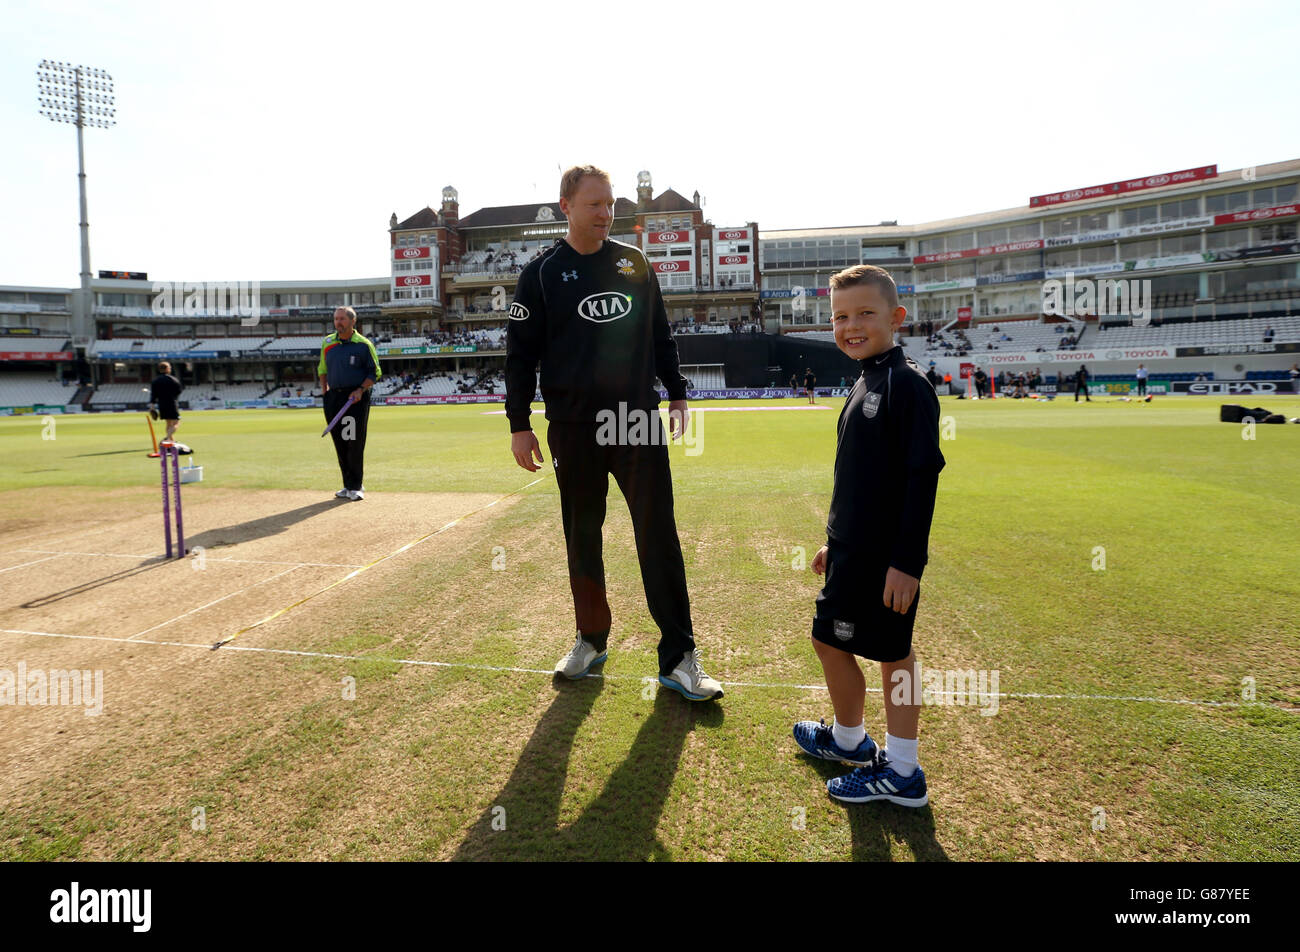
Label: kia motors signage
xmin=1212 ymin=203 xmax=1300 ymax=226
xmin=396 ymin=274 xmax=432 ymax=287
xmin=718 ymin=255 xmax=748 ymax=265
xmin=0 ymin=351 xmax=73 ymax=360
xmin=1030 ymin=165 xmax=1217 ymax=207
xmin=717 ymin=228 xmax=751 ymax=241
xmin=649 ymin=230 xmax=691 ymax=244
xmin=956 ymin=307 xmax=972 ymax=321
xmin=652 ymin=260 xmax=692 ymax=273
xmin=914 ymin=240 xmax=1043 ymax=265
xmin=579 ymin=291 xmax=634 ymax=321
xmin=394 ymin=247 xmax=432 ymax=259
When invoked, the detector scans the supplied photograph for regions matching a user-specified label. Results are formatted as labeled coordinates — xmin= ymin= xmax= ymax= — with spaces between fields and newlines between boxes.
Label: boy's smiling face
xmin=831 ymin=283 xmax=905 ymax=360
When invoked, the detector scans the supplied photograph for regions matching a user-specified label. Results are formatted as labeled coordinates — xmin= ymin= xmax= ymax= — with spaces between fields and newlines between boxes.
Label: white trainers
xmin=347 ymin=489 xmax=365 ymax=501
xmin=658 ymin=649 xmax=724 ymax=701
xmin=335 ymin=488 xmax=350 ymax=499
xmin=555 ymin=635 xmax=606 ymax=680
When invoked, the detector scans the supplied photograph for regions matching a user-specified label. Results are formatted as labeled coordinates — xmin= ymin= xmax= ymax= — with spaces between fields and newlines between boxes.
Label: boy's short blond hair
xmin=830 ymin=264 xmax=899 ymax=312
xmin=560 ymin=165 xmax=612 ymax=202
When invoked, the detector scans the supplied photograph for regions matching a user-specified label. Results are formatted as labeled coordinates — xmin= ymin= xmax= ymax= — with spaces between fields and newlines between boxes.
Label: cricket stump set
xmin=160 ymin=440 xmax=186 ymax=559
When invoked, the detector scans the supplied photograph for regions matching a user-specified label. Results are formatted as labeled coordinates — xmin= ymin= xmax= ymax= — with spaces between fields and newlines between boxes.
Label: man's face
xmin=831 ymin=283 xmax=904 ymax=360
xmin=334 ymin=309 xmax=356 ymax=338
xmin=560 ymin=175 xmax=614 ymax=246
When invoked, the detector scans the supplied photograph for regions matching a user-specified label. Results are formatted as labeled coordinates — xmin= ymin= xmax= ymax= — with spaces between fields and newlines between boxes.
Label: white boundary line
xmin=127 ymin=565 xmax=302 ymax=640
xmin=0 ymin=626 xmax=1290 ymax=713
xmin=14 ymin=548 xmax=365 ymax=568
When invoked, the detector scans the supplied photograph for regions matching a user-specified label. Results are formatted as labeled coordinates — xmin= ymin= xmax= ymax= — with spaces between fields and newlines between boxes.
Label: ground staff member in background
xmin=149 ymin=361 xmax=183 ymax=442
xmin=505 ymin=164 xmax=722 ymax=701
xmin=318 ymin=307 xmax=381 ymax=501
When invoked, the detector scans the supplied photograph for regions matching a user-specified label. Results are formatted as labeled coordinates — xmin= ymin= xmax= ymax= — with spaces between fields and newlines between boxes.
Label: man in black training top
xmin=505 ymin=165 xmax=722 ymax=701
xmin=149 ymin=361 xmax=183 ymax=443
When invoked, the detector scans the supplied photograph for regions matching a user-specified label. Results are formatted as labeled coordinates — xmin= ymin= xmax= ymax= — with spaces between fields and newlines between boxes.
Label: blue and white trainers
xmin=555 ymin=635 xmax=606 ymax=680
xmin=826 ymin=751 xmax=928 ymax=807
xmin=658 ymin=649 xmax=724 ymax=701
xmin=792 ymin=719 xmax=878 ymax=766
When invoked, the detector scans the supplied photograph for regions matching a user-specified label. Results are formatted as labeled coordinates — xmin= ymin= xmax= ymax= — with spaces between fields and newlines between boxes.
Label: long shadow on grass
xmin=807 ymin=758 xmax=949 ymax=861
xmin=185 ymin=502 xmax=339 ymax=550
xmin=453 ymin=679 xmax=723 ymax=861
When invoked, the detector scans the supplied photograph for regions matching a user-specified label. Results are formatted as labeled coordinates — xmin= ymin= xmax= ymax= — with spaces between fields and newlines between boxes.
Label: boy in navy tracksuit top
xmin=792 ymin=265 xmax=945 ymax=806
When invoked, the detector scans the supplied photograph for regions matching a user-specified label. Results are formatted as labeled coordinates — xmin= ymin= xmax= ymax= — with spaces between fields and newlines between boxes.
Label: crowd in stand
xmin=926 ymin=328 xmax=973 ymax=357
xmin=670 ymin=316 xmax=763 ymax=335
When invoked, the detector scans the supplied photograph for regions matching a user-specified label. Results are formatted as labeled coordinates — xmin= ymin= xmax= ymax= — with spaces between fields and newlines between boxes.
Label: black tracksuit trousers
xmin=324 ymin=389 xmax=370 ymax=491
xmin=545 ymin=419 xmax=695 ymax=677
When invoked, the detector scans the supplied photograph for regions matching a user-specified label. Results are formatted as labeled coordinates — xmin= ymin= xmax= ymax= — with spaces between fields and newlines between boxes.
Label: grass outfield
xmin=0 ymin=395 xmax=1297 ymax=861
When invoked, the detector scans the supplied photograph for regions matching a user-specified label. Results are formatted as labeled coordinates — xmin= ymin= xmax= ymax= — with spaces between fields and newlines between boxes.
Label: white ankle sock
xmin=885 ymin=734 xmax=918 ymax=776
xmin=832 ymin=719 xmax=865 ymax=751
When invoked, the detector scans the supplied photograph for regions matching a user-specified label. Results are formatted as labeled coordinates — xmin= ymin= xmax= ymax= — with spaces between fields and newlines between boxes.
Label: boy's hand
xmin=811 ymin=545 xmax=828 ymax=576
xmin=883 ymin=567 xmax=919 ymax=614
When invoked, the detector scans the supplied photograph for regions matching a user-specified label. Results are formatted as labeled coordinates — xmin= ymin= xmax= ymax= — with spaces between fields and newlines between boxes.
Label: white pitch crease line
xmin=0 ymin=554 xmax=64 ymax=575
xmin=0 ymin=627 xmax=1292 ymax=714
xmin=14 ymin=549 xmax=365 ymax=568
xmin=0 ymin=520 xmax=132 ymax=554
xmin=127 ymin=566 xmax=302 ymax=640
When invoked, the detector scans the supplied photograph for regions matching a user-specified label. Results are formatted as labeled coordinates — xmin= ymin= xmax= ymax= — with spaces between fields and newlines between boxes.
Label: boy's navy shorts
xmin=811 ymin=541 xmax=918 ymax=663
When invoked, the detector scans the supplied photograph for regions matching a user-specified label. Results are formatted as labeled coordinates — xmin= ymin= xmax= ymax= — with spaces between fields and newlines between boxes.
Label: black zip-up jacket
xmin=826 ymin=346 xmax=945 ymax=579
xmin=505 ymin=239 xmax=688 ymax=432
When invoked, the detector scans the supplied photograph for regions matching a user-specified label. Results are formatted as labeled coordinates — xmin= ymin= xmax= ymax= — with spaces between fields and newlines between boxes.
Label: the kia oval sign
xmin=578 ymin=291 xmax=633 ymax=323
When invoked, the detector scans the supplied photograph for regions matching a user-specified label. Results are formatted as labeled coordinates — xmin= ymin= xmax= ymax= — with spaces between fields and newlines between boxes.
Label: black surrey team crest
xmin=578 ymin=291 xmax=633 ymax=323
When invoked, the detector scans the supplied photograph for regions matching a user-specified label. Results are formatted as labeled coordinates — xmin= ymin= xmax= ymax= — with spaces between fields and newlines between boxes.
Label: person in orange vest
xmin=942 ymin=372 xmax=953 ymax=396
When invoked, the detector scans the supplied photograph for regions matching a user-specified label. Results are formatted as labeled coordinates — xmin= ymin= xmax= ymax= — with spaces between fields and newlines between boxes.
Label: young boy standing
xmin=793 ymin=265 xmax=945 ymax=807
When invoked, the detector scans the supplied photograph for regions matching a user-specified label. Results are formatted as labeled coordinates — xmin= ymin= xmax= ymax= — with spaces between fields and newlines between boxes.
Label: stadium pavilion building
xmin=1 ymin=160 xmax=1297 ymax=414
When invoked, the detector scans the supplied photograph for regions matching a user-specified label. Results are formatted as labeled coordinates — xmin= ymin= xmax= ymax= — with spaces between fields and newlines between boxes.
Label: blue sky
xmin=2 ymin=0 xmax=1297 ymax=287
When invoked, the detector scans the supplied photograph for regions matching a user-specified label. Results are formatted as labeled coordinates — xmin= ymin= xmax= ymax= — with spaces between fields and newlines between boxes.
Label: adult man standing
xmin=505 ymin=165 xmax=722 ymax=701
xmin=1075 ymin=364 xmax=1092 ymax=402
xmin=317 ymin=307 xmax=381 ymax=501
xmin=149 ymin=361 xmax=183 ymax=442
xmin=1135 ymin=363 xmax=1149 ymax=398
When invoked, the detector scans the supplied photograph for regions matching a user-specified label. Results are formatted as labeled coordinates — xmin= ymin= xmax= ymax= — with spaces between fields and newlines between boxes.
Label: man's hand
xmin=511 ymin=430 xmax=544 ymax=472
xmin=349 ymin=388 xmax=364 ymax=404
xmin=667 ymin=399 xmax=690 ymax=440
xmin=811 ymin=545 xmax=829 ymax=576
xmin=883 ymin=567 xmax=919 ymax=614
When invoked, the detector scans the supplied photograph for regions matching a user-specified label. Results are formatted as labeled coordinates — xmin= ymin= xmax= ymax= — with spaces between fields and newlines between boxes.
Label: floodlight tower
xmin=36 ymin=60 xmax=116 ymax=341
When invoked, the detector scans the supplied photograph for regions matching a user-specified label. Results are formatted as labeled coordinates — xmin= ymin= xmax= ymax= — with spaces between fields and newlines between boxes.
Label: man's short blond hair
xmin=334 ymin=306 xmax=357 ymax=321
xmin=829 ymin=264 xmax=900 ymax=312
xmin=560 ymin=165 xmax=612 ymax=202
